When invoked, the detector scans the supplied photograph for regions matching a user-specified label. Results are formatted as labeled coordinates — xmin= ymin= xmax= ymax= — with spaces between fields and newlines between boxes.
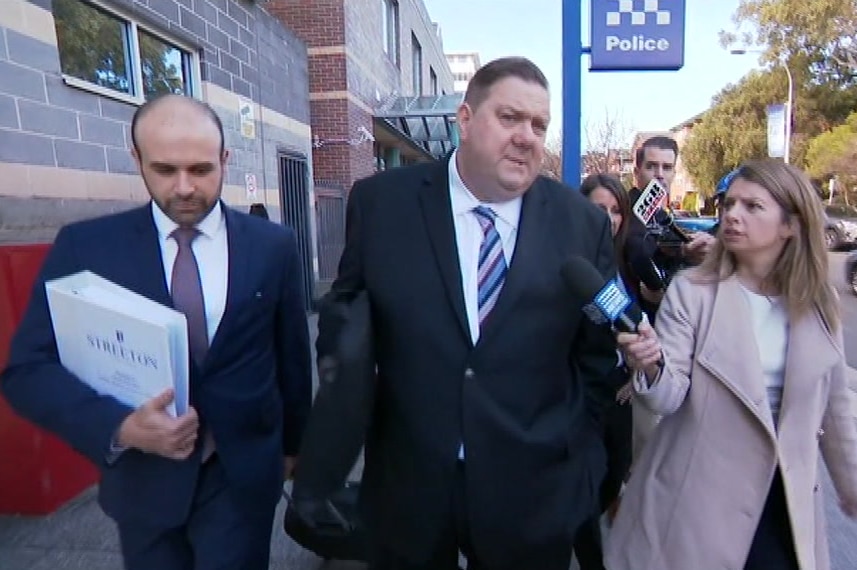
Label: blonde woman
xmin=607 ymin=159 xmax=857 ymax=570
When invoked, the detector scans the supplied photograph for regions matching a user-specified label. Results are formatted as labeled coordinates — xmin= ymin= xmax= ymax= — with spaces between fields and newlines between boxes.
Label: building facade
xmin=269 ymin=0 xmax=459 ymax=286
xmin=446 ymin=52 xmax=481 ymax=93
xmin=0 ymin=0 xmax=314 ymax=247
xmin=669 ymin=114 xmax=703 ymax=210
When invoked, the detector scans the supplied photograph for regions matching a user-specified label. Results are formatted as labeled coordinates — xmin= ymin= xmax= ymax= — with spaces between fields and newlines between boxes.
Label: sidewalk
xmin=2 ymin=314 xmax=857 ymax=569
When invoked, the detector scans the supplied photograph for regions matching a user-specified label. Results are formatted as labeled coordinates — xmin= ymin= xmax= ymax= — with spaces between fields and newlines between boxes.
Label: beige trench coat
xmin=605 ymin=272 xmax=857 ymax=570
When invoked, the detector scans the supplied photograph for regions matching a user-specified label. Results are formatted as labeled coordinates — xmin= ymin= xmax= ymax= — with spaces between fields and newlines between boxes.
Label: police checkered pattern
xmin=605 ymin=0 xmax=671 ymax=27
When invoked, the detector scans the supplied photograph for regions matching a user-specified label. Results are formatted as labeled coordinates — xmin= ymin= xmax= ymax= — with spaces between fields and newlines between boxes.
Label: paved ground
xmin=3 ymin=257 xmax=857 ymax=569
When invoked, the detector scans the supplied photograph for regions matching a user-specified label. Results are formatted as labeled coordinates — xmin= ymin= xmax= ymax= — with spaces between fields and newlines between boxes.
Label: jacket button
xmin=817 ymin=428 xmax=825 ymax=438
xmin=464 ymin=368 xmax=475 ymax=380
xmin=814 ymin=484 xmax=820 ymax=492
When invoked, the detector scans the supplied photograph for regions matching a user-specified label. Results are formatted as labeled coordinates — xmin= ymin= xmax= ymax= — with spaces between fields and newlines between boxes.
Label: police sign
xmin=590 ymin=0 xmax=686 ymax=71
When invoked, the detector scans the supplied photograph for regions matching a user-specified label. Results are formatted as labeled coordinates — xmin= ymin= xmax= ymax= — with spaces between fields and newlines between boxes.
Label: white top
xmin=448 ymin=150 xmax=522 ymax=345
xmin=150 ymin=202 xmax=229 ymax=343
xmin=740 ymin=285 xmax=789 ymax=427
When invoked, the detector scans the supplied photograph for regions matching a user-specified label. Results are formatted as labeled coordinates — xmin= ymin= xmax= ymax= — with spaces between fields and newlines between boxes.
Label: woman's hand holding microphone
xmin=616 ymin=320 xmax=665 ymax=388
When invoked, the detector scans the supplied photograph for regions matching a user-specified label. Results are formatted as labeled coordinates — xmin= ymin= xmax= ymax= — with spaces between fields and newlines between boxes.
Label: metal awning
xmin=374 ymin=94 xmax=463 ymax=159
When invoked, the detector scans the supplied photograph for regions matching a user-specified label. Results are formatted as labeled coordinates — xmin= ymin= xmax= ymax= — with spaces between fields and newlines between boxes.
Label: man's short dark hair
xmin=464 ymin=57 xmax=549 ymax=110
xmin=130 ymin=94 xmax=225 ymax=156
xmin=635 ymin=136 xmax=678 ymax=167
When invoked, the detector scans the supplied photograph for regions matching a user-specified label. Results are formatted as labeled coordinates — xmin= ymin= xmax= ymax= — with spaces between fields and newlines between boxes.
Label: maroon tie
xmin=170 ymin=227 xmax=209 ymax=365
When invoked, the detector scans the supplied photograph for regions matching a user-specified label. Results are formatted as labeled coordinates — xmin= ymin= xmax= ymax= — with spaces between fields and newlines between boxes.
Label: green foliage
xmin=686 ymin=0 xmax=857 ymax=196
xmin=723 ymin=0 xmax=857 ymax=83
xmin=806 ymin=113 xmax=857 ymax=177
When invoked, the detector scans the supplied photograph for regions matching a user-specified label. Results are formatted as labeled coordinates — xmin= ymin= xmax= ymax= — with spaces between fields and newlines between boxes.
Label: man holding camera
xmin=626 ymin=136 xmax=714 ymax=318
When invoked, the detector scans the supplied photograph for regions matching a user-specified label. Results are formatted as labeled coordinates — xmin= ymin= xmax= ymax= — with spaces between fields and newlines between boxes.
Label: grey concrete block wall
xmin=0 ymin=0 xmax=310 ymax=172
xmin=0 ymin=0 xmax=312 ymax=243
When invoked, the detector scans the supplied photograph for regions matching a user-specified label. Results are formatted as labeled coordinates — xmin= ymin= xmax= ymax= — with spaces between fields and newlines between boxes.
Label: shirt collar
xmin=151 ymin=200 xmax=224 ymax=241
xmin=448 ymin=150 xmax=521 ymax=230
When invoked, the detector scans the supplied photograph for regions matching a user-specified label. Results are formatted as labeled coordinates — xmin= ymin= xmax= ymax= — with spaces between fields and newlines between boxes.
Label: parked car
xmin=845 ymin=250 xmax=857 ymax=296
xmin=673 ymin=216 xmax=717 ymax=234
xmin=824 ymin=215 xmax=857 ymax=250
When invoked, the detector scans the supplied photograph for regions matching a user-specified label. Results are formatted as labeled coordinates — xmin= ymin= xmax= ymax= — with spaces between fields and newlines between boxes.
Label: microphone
xmin=561 ymin=256 xmax=644 ymax=334
xmin=652 ymin=209 xmax=692 ymax=244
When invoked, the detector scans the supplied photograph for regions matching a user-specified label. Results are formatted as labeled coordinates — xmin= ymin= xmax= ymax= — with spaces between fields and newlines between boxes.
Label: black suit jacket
xmin=1 ymin=204 xmax=313 ymax=528
xmin=316 ymin=159 xmax=619 ymax=567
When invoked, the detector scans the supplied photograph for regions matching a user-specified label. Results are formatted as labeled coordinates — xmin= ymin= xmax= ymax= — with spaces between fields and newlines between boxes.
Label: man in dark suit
xmin=1 ymin=95 xmax=312 ymax=569
xmin=316 ymin=57 xmax=619 ymax=570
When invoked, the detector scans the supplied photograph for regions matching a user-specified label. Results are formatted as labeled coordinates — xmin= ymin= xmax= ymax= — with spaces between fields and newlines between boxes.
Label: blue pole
xmin=561 ymin=0 xmax=582 ymax=187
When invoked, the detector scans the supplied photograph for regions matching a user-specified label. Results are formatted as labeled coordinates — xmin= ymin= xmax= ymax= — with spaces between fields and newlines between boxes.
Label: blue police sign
xmin=590 ymin=0 xmax=686 ymax=71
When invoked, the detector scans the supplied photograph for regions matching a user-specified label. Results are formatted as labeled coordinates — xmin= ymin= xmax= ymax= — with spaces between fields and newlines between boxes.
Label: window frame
xmin=411 ymin=33 xmax=422 ymax=95
xmin=381 ymin=0 xmax=400 ymax=67
xmin=55 ymin=0 xmax=201 ymax=106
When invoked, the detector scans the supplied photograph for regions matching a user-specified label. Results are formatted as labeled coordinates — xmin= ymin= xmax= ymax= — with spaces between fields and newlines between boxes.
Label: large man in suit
xmin=1 ymin=95 xmax=312 ymax=569
xmin=316 ymin=57 xmax=619 ymax=570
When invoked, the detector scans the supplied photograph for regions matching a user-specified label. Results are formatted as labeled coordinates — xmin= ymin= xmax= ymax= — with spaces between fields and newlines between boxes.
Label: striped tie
xmin=474 ymin=206 xmax=507 ymax=326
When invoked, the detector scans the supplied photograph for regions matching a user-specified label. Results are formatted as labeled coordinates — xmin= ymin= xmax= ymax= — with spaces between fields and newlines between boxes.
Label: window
xmin=381 ymin=0 xmax=400 ymax=66
xmin=411 ymin=34 xmax=422 ymax=95
xmin=52 ymin=0 xmax=198 ymax=104
xmin=429 ymin=67 xmax=438 ymax=96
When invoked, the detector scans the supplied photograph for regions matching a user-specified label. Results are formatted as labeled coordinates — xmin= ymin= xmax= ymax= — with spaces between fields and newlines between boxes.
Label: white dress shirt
xmin=740 ymin=286 xmax=788 ymax=427
xmin=449 ymin=151 xmax=522 ymax=460
xmin=150 ymin=201 xmax=229 ymax=343
xmin=448 ymin=151 xmax=522 ymax=345
xmin=108 ymin=202 xmax=229 ymax=459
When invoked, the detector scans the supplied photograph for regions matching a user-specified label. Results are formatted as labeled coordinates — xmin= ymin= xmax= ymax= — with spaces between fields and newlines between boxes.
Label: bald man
xmin=1 ymin=94 xmax=312 ymax=569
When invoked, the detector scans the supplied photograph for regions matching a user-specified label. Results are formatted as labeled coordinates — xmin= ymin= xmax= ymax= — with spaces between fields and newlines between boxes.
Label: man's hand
xmin=117 ymin=389 xmax=199 ymax=460
xmin=681 ymin=232 xmax=715 ymax=265
xmin=284 ymin=455 xmax=299 ymax=480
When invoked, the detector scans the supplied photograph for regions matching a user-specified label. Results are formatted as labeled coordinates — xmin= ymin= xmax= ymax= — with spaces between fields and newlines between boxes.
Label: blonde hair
xmin=696 ymin=159 xmax=839 ymax=331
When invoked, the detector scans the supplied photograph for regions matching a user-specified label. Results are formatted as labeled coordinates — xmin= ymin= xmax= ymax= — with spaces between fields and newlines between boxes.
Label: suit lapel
xmin=418 ymin=161 xmax=471 ymax=344
xmin=477 ymin=179 xmax=548 ymax=347
xmin=206 ymin=204 xmax=248 ymax=359
xmin=696 ymin=277 xmax=776 ymax=437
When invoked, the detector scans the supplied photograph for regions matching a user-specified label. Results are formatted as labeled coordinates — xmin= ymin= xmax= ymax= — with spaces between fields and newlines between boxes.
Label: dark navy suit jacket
xmin=1 ymin=204 xmax=312 ymax=528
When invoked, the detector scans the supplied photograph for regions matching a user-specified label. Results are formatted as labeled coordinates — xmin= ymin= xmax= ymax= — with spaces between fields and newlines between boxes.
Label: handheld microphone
xmin=561 ymin=256 xmax=644 ymax=334
xmin=632 ymin=179 xmax=668 ymax=225
xmin=653 ymin=209 xmax=692 ymax=244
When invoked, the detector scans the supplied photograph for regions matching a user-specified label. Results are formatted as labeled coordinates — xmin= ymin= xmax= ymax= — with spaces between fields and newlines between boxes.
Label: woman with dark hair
xmin=573 ymin=172 xmax=637 ymax=570
xmin=580 ymin=173 xmax=636 ymax=298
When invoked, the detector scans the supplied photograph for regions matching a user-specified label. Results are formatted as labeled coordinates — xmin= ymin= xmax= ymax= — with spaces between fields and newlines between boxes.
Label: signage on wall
xmin=245 ymin=173 xmax=258 ymax=201
xmin=590 ymin=0 xmax=687 ymax=71
xmin=239 ymin=98 xmax=255 ymax=139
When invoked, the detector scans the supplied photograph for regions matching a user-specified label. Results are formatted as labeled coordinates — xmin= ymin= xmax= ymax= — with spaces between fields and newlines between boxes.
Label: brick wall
xmin=266 ymin=0 xmax=345 ymax=48
xmin=269 ymin=0 xmax=457 ymax=192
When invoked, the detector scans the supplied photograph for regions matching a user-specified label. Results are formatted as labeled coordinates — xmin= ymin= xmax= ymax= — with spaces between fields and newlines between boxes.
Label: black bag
xmin=282 ymin=481 xmax=369 ymax=562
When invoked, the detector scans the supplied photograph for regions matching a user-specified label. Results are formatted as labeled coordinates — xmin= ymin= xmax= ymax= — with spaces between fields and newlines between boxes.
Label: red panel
xmin=0 ymin=244 xmax=99 ymax=515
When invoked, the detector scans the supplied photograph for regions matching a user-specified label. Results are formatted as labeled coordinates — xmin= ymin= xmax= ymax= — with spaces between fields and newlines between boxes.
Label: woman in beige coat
xmin=608 ymin=159 xmax=857 ymax=570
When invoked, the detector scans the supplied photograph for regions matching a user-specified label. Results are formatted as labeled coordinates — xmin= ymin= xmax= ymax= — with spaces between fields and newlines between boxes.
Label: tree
xmin=681 ymin=68 xmax=857 ymax=196
xmin=583 ymin=108 xmax=634 ymax=175
xmin=541 ymin=132 xmax=562 ymax=180
xmin=721 ymin=0 xmax=857 ymax=83
xmin=806 ymin=112 xmax=857 ymax=204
